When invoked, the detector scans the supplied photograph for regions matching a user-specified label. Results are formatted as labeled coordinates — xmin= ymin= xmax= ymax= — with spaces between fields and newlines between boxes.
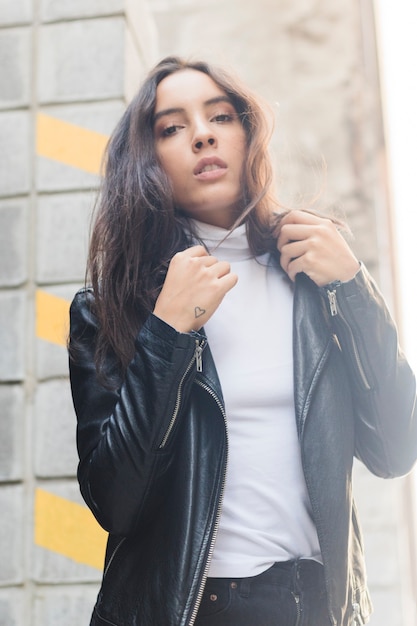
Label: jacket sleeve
xmin=69 ymin=288 xmax=205 ymax=536
xmin=323 ymin=265 xmax=417 ymax=478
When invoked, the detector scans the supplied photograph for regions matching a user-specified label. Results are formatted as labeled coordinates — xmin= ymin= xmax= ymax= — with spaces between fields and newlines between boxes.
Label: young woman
xmin=69 ymin=56 xmax=417 ymax=626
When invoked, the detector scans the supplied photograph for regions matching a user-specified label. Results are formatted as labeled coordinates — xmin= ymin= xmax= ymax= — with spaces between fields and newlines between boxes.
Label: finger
xmin=210 ymin=260 xmax=232 ymax=278
xmin=277 ymin=223 xmax=315 ymax=250
xmin=170 ymin=248 xmax=215 ymax=274
xmin=279 ymin=209 xmax=325 ymax=227
xmin=218 ymin=271 xmax=238 ymax=292
xmin=196 ymin=255 xmax=218 ymax=267
xmin=283 ymin=250 xmax=318 ymax=283
xmin=277 ymin=210 xmax=332 ymax=246
xmin=279 ymin=240 xmax=307 ymax=274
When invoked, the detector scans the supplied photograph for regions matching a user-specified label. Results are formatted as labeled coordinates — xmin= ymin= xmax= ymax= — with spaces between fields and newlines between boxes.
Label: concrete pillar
xmin=0 ymin=1 xmax=157 ymax=623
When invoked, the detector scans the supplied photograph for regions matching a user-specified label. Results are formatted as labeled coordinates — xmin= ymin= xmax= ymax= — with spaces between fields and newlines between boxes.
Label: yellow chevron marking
xmin=36 ymin=112 xmax=108 ymax=175
xmin=36 ymin=290 xmax=70 ymax=347
xmin=34 ymin=488 xmax=107 ymax=571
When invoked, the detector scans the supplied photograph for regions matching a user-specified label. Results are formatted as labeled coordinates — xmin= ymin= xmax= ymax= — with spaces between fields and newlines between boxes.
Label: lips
xmin=193 ymin=157 xmax=227 ymax=176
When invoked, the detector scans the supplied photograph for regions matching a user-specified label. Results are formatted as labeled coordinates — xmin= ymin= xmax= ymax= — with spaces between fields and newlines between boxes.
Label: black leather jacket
xmin=69 ymin=265 xmax=417 ymax=626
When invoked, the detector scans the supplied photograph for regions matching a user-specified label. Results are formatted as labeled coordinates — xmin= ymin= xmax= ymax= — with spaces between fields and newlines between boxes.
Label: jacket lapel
xmin=293 ymin=273 xmax=333 ymax=438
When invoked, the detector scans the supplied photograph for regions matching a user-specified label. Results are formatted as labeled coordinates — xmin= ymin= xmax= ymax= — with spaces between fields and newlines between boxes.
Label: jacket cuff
xmin=337 ymin=263 xmax=375 ymax=298
xmin=137 ymin=313 xmax=205 ymax=353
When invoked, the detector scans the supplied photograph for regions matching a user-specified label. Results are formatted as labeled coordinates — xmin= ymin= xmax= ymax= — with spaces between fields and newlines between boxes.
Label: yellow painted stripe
xmin=36 ymin=290 xmax=70 ymax=347
xmin=35 ymin=488 xmax=107 ymax=571
xmin=36 ymin=112 xmax=108 ymax=175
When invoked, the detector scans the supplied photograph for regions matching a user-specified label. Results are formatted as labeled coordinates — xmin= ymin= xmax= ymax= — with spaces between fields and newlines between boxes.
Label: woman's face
xmin=153 ymin=69 xmax=247 ymax=229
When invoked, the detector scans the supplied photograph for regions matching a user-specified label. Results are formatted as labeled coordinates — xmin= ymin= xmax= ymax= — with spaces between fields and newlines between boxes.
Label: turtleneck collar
xmin=186 ymin=218 xmax=252 ymax=262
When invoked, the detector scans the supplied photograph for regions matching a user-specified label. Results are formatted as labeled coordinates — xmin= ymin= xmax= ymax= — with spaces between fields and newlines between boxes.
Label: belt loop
xmin=239 ymin=576 xmax=251 ymax=598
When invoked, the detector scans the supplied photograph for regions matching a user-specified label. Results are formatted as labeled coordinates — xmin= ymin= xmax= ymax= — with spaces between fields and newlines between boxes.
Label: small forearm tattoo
xmin=194 ymin=306 xmax=206 ymax=319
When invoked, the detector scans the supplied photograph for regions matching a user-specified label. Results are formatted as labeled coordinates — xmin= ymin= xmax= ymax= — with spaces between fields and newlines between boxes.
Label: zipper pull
xmin=352 ymin=602 xmax=361 ymax=626
xmin=195 ymin=340 xmax=203 ymax=372
xmin=327 ymin=288 xmax=338 ymax=316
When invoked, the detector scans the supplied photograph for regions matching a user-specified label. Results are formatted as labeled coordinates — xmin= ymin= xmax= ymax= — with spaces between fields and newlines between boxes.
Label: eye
xmin=161 ymin=124 xmax=182 ymax=137
xmin=212 ymin=113 xmax=235 ymax=123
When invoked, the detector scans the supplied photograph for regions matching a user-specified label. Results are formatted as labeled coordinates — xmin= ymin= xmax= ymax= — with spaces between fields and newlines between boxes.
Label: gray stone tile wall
xmin=0 ymin=111 xmax=31 ymax=196
xmin=0 ymin=26 xmax=31 ymax=109
xmin=35 ymin=191 xmax=94 ymax=284
xmin=0 ymin=199 xmax=28 ymax=287
xmin=0 ymin=0 xmax=33 ymax=26
xmin=0 ymin=291 xmax=26 ymax=381
xmin=37 ymin=18 xmax=126 ymax=104
xmin=0 ymin=385 xmax=25 ymax=481
xmin=0 ymin=1 xmax=156 ymax=623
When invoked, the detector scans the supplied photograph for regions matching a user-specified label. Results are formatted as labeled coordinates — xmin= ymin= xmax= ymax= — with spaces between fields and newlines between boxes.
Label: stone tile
xmin=0 ymin=290 xmax=26 ymax=382
xmin=36 ymin=480 xmax=86 ymax=509
xmin=0 ymin=0 xmax=33 ymax=26
xmin=0 ymin=27 xmax=31 ymax=109
xmin=36 ymin=283 xmax=82 ymax=380
xmin=40 ymin=0 xmax=124 ymax=22
xmin=36 ymin=100 xmax=125 ymax=193
xmin=0 ymin=484 xmax=24 ymax=584
xmin=0 ymin=198 xmax=28 ymax=287
xmin=37 ymin=18 xmax=125 ymax=104
xmin=0 ymin=111 xmax=30 ymax=196
xmin=32 ymin=481 xmax=103 ymax=584
xmin=0 ymin=587 xmax=26 ymax=625
xmin=34 ymin=379 xmax=78 ymax=478
xmin=39 ymin=100 xmax=125 ymax=137
xmin=0 ymin=384 xmax=24 ymax=481
xmin=33 ymin=584 xmax=99 ymax=625
xmin=36 ymin=191 xmax=93 ymax=284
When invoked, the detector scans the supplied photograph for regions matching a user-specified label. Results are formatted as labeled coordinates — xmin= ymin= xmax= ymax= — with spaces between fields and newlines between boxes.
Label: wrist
xmin=152 ymin=306 xmax=193 ymax=334
xmin=339 ymin=260 xmax=361 ymax=284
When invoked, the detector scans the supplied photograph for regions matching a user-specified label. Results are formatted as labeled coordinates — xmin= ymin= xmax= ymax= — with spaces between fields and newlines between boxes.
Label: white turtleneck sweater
xmin=188 ymin=219 xmax=321 ymax=578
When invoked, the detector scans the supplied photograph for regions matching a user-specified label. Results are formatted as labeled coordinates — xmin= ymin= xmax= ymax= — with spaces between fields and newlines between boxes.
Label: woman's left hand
xmin=276 ymin=210 xmax=360 ymax=286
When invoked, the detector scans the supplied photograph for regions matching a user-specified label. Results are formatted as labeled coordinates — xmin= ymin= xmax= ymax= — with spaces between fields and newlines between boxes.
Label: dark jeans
xmin=194 ymin=559 xmax=330 ymax=626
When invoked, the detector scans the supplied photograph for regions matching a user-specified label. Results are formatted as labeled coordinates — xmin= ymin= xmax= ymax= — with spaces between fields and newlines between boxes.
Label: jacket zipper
xmin=159 ymin=339 xmax=206 ymax=449
xmin=187 ymin=379 xmax=228 ymax=626
xmin=292 ymin=592 xmax=301 ymax=626
xmin=352 ymin=602 xmax=363 ymax=625
xmin=326 ymin=288 xmax=371 ymax=391
xmin=327 ymin=288 xmax=338 ymax=316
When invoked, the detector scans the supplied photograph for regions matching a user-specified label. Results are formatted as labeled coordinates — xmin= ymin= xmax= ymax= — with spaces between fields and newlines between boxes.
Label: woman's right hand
xmin=153 ymin=245 xmax=238 ymax=333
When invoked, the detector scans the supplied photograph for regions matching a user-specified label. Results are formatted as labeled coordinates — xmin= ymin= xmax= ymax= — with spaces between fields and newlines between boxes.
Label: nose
xmin=194 ymin=137 xmax=215 ymax=151
xmin=192 ymin=119 xmax=217 ymax=152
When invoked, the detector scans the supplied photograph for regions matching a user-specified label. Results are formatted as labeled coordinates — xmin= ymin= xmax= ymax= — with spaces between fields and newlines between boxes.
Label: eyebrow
xmin=153 ymin=95 xmax=234 ymax=125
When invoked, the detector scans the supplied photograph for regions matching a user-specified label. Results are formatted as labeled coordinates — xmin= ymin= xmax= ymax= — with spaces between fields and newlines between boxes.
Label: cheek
xmin=234 ymin=134 xmax=247 ymax=164
xmin=167 ymin=165 xmax=184 ymax=189
xmin=158 ymin=151 xmax=181 ymax=184
xmin=161 ymin=161 xmax=187 ymax=201
xmin=235 ymin=145 xmax=246 ymax=177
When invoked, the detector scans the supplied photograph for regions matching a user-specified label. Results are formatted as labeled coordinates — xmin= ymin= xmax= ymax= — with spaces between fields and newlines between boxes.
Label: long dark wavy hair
xmin=86 ymin=56 xmax=281 ymax=377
